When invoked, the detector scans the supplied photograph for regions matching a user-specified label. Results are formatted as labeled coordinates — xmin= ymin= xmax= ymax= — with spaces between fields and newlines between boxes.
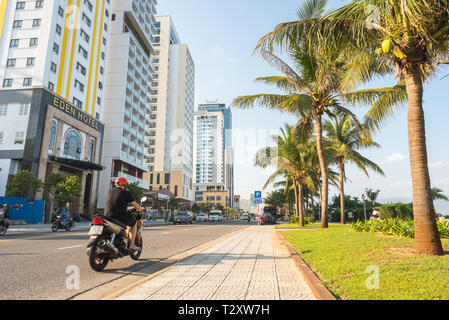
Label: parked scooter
xmin=86 ymin=197 xmax=147 ymax=271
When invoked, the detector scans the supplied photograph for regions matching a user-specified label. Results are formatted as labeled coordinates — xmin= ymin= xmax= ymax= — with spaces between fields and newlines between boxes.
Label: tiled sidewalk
xmin=117 ymin=226 xmax=316 ymax=300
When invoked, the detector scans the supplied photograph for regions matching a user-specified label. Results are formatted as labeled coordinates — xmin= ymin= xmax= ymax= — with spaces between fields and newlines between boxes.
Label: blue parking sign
xmin=255 ymin=191 xmax=262 ymax=199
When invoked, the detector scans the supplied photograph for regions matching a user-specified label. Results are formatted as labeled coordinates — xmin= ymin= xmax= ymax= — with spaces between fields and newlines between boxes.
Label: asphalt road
xmin=0 ymin=221 xmax=254 ymax=300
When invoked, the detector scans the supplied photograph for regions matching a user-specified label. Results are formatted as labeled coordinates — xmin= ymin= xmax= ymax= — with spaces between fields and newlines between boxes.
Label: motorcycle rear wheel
xmin=89 ymin=241 xmax=110 ymax=271
xmin=0 ymin=227 xmax=6 ymax=236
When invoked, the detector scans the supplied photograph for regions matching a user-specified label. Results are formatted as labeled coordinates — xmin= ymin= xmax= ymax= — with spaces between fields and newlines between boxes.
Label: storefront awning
xmin=48 ymin=156 xmax=105 ymax=171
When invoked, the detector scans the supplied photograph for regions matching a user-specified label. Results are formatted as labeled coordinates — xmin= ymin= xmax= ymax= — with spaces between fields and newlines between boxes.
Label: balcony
xmin=112 ymin=171 xmax=149 ymax=190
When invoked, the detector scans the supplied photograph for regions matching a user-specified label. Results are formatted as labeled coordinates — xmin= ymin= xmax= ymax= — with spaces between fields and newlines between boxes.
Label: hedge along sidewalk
xmin=280 ymin=224 xmax=449 ymax=300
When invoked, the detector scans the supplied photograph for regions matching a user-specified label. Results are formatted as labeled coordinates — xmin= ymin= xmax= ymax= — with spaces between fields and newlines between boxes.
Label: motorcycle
xmin=86 ymin=197 xmax=147 ymax=271
xmin=51 ymin=215 xmax=73 ymax=232
xmin=0 ymin=204 xmax=23 ymax=236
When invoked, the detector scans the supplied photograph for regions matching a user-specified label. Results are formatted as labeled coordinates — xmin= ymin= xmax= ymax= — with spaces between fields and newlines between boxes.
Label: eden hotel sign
xmin=44 ymin=91 xmax=104 ymax=133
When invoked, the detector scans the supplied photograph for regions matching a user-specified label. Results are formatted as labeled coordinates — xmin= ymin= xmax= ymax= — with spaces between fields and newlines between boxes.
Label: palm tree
xmin=324 ymin=115 xmax=385 ymax=224
xmin=263 ymin=189 xmax=287 ymax=212
xmin=254 ymin=125 xmax=316 ymax=226
xmin=431 ymin=188 xmax=449 ymax=202
xmin=365 ymin=188 xmax=381 ymax=205
xmin=254 ymin=0 xmax=447 ymax=256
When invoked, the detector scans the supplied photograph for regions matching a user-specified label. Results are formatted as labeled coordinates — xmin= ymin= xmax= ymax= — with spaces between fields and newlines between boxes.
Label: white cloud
xmin=430 ymin=161 xmax=449 ymax=169
xmin=381 ymin=152 xmax=407 ymax=164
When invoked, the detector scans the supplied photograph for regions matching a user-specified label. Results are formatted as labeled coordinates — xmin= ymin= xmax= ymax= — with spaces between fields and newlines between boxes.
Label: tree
xmin=365 ymin=188 xmax=381 ymax=205
xmin=54 ymin=176 xmax=83 ymax=208
xmin=325 ymin=115 xmax=385 ymax=224
xmin=431 ymin=188 xmax=449 ymax=202
xmin=127 ymin=182 xmax=144 ymax=203
xmin=168 ymin=198 xmax=181 ymax=211
xmin=6 ymin=170 xmax=43 ymax=199
xmin=263 ymin=189 xmax=287 ymax=211
xmin=253 ymin=0 xmax=447 ymax=255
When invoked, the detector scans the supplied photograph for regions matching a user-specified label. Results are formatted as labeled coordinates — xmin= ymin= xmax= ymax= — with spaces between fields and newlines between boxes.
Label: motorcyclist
xmin=104 ymin=177 xmax=144 ymax=251
xmin=1 ymin=204 xmax=10 ymax=229
xmin=60 ymin=204 xmax=72 ymax=227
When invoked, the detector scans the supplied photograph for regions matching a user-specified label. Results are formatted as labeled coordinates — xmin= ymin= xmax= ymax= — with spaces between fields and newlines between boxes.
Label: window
xmin=35 ymin=1 xmax=44 ymax=8
xmin=74 ymin=79 xmax=84 ymax=92
xmin=16 ymin=2 xmax=25 ymax=9
xmin=15 ymin=131 xmax=25 ymax=144
xmin=3 ymin=79 xmax=12 ymax=87
xmin=32 ymin=19 xmax=41 ymax=27
xmin=49 ymin=120 xmax=57 ymax=153
xmin=73 ymin=97 xmax=82 ymax=108
xmin=53 ymin=43 xmax=59 ymax=54
xmin=112 ymin=13 xmax=115 ymax=21
xmin=101 ymin=51 xmax=105 ymax=60
xmin=84 ymin=0 xmax=93 ymax=11
xmin=76 ymin=62 xmax=86 ymax=75
xmin=149 ymin=174 xmax=153 ymax=184
xmin=103 ymin=23 xmax=108 ymax=31
xmin=30 ymin=38 xmax=38 ymax=47
xmin=27 ymin=58 xmax=35 ymax=66
xmin=164 ymin=173 xmax=170 ymax=185
xmin=98 ymin=82 xmax=103 ymax=90
xmin=56 ymin=24 xmax=62 ymax=35
xmin=23 ymin=78 xmax=32 ymax=87
xmin=63 ymin=130 xmax=82 ymax=159
xmin=99 ymin=66 xmax=104 ymax=74
xmin=105 ymin=9 xmax=109 ymax=17
xmin=79 ymin=46 xmax=87 ymax=58
xmin=0 ymin=132 xmax=3 ymax=145
xmin=102 ymin=37 xmax=106 ymax=45
xmin=50 ymin=62 xmax=57 ymax=73
xmin=48 ymin=81 xmax=55 ymax=91
xmin=13 ymin=20 xmax=22 ymax=28
xmin=6 ymin=59 xmax=16 ymax=67
xmin=96 ymin=97 xmax=101 ymax=105
xmin=58 ymin=6 xmax=64 ymax=17
xmin=19 ymin=104 xmax=29 ymax=115
xmin=10 ymin=39 xmax=19 ymax=48
xmin=88 ymin=138 xmax=95 ymax=162
xmin=80 ymin=29 xmax=89 ymax=42
xmin=82 ymin=13 xmax=91 ymax=27
xmin=0 ymin=105 xmax=7 ymax=116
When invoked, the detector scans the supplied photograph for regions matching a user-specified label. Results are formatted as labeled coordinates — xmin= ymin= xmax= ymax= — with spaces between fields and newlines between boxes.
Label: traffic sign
xmin=254 ymin=191 xmax=262 ymax=199
xmin=255 ymin=199 xmax=263 ymax=205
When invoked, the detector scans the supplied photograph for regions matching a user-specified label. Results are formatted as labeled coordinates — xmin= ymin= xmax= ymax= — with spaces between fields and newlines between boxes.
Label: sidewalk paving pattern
xmin=118 ymin=226 xmax=316 ymax=300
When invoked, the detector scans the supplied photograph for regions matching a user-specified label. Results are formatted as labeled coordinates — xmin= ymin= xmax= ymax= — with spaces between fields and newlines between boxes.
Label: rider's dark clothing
xmin=104 ymin=187 xmax=136 ymax=227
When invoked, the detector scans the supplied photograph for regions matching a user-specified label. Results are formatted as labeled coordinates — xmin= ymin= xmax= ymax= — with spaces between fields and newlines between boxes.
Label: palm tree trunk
xmin=339 ymin=160 xmax=345 ymax=224
xmin=293 ymin=178 xmax=299 ymax=218
xmin=404 ymin=65 xmax=443 ymax=255
xmin=298 ymin=182 xmax=304 ymax=227
xmin=316 ymin=113 xmax=329 ymax=228
xmin=310 ymin=194 xmax=315 ymax=220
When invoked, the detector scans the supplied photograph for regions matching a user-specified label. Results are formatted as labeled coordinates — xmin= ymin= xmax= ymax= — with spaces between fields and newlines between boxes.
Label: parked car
xmin=209 ymin=210 xmax=223 ymax=222
xmin=260 ymin=212 xmax=277 ymax=225
xmin=173 ymin=211 xmax=193 ymax=225
xmin=239 ymin=214 xmax=250 ymax=221
xmin=196 ymin=213 xmax=209 ymax=223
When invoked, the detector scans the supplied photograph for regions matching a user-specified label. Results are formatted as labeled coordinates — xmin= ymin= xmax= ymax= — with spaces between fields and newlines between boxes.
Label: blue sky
xmin=158 ymin=0 xmax=449 ymax=213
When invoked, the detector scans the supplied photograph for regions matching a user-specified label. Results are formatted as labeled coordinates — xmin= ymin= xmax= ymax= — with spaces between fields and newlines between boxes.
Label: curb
xmin=96 ymin=227 xmax=251 ymax=300
xmin=276 ymin=231 xmax=336 ymax=300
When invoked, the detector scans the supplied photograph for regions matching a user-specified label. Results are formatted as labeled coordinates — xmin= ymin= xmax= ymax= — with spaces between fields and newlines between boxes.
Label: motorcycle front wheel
xmin=51 ymin=223 xmax=59 ymax=232
xmin=89 ymin=240 xmax=110 ymax=271
xmin=0 ymin=227 xmax=6 ymax=236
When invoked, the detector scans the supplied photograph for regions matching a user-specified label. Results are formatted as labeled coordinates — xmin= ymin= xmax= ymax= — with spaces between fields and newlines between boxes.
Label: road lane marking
xmin=0 ymin=232 xmax=88 ymax=242
xmin=57 ymin=245 xmax=83 ymax=250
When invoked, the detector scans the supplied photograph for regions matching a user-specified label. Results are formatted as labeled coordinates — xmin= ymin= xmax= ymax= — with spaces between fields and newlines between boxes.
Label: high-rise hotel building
xmin=193 ymin=102 xmax=234 ymax=207
xmin=97 ymin=0 xmax=158 ymax=208
xmin=0 ymin=0 xmax=112 ymax=218
xmin=144 ymin=15 xmax=195 ymax=202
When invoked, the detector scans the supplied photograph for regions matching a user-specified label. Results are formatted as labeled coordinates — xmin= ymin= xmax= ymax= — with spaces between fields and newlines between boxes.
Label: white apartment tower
xmin=98 ymin=0 xmax=158 ymax=208
xmin=0 ymin=0 xmax=112 ymax=217
xmin=144 ymin=15 xmax=195 ymax=202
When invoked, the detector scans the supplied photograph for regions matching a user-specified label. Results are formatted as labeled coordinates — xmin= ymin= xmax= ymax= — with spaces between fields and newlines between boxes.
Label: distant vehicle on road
xmin=196 ymin=213 xmax=208 ymax=223
xmin=209 ymin=210 xmax=223 ymax=222
xmin=260 ymin=212 xmax=277 ymax=225
xmin=239 ymin=214 xmax=250 ymax=222
xmin=173 ymin=211 xmax=193 ymax=225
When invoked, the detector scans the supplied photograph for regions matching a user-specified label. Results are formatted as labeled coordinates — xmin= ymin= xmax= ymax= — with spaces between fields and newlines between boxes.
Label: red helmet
xmin=115 ymin=177 xmax=128 ymax=186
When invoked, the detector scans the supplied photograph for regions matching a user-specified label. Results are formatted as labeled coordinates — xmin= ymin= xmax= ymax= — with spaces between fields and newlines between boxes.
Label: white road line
xmin=57 ymin=245 xmax=82 ymax=250
xmin=161 ymin=232 xmax=171 ymax=234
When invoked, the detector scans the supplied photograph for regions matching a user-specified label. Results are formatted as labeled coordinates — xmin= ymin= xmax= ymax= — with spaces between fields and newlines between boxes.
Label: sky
xmin=157 ymin=0 xmax=449 ymax=213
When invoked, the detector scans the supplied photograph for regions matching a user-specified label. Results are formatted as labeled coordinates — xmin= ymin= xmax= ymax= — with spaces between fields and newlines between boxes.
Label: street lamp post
xmin=362 ymin=194 xmax=367 ymax=221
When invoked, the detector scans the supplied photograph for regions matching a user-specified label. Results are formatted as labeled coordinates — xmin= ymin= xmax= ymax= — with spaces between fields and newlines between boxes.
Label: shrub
xmin=378 ymin=203 xmax=413 ymax=220
xmin=289 ymin=216 xmax=314 ymax=225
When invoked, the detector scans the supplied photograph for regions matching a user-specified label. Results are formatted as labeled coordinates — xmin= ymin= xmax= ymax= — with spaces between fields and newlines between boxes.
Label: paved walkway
xmin=117 ymin=226 xmax=316 ymax=300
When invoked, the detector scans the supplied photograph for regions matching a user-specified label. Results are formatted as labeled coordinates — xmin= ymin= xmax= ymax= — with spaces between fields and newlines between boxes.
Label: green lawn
xmin=281 ymin=224 xmax=449 ymax=300
xmin=276 ymin=223 xmax=322 ymax=229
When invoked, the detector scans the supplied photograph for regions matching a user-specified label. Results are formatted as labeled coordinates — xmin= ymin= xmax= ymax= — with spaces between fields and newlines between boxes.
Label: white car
xmin=239 ymin=214 xmax=250 ymax=221
xmin=196 ymin=213 xmax=208 ymax=223
xmin=209 ymin=211 xmax=223 ymax=222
